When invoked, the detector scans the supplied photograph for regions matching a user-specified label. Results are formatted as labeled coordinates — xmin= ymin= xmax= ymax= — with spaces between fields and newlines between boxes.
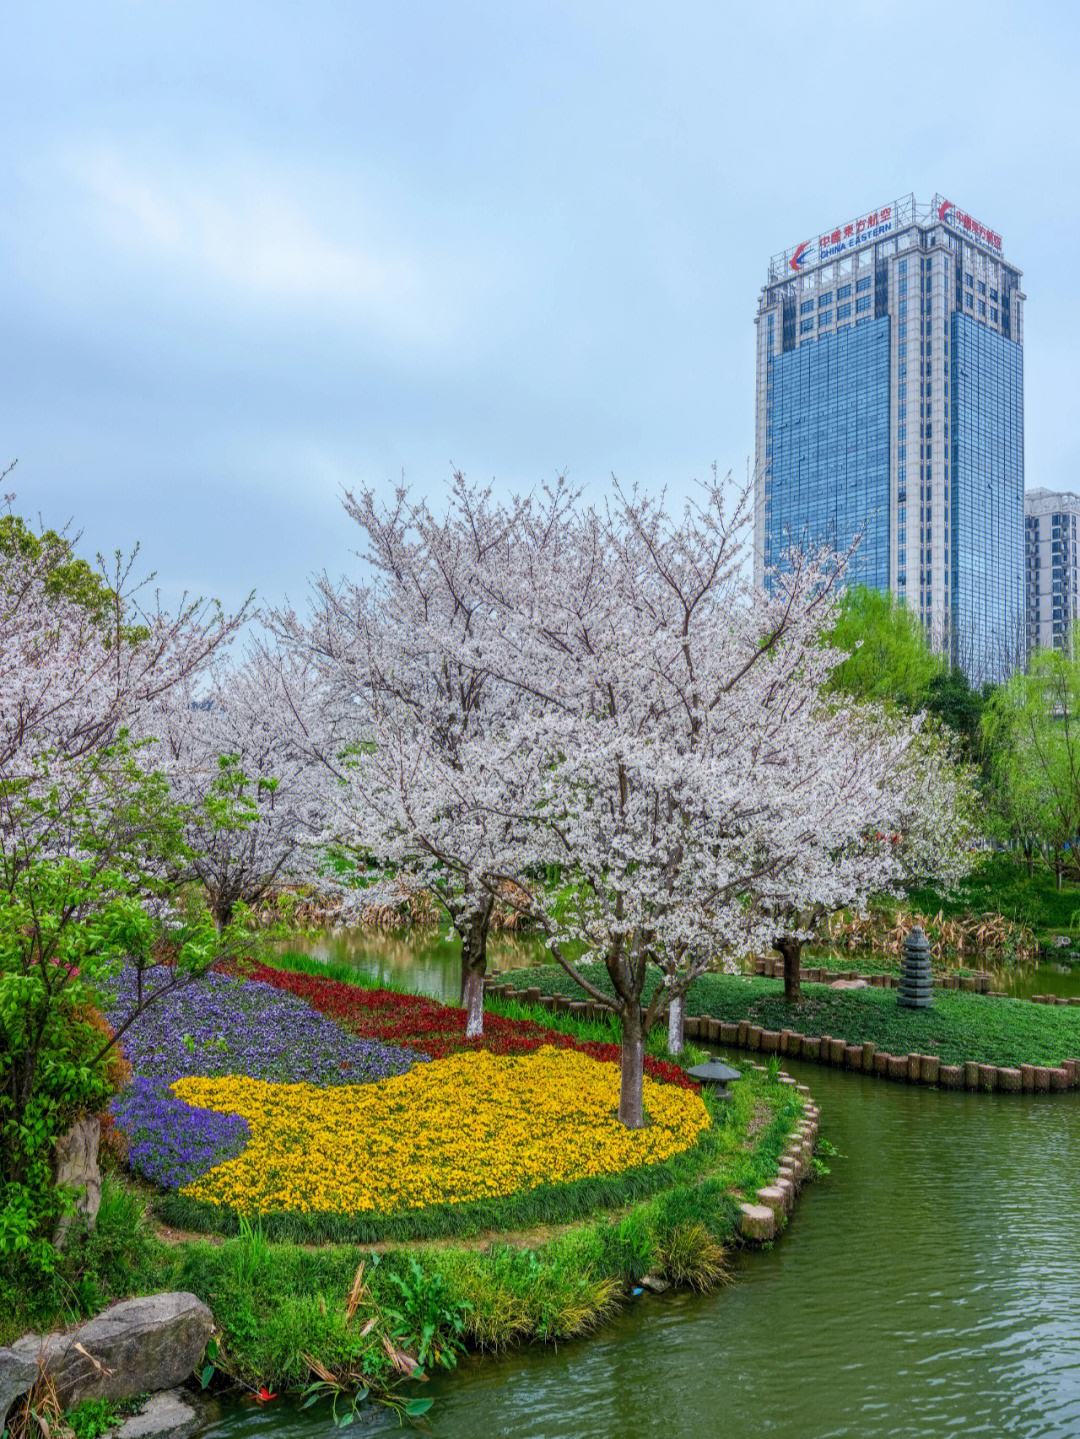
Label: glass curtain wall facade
xmin=767 ymin=319 xmax=891 ymax=590
xmin=754 ymin=194 xmax=1025 ymax=687
xmin=951 ymin=313 xmax=1024 ymax=683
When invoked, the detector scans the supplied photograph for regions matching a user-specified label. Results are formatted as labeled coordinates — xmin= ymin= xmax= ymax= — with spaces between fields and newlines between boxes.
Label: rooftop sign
xmin=768 ymin=194 xmax=1004 ymax=283
xmin=932 ymin=194 xmax=1002 ymax=255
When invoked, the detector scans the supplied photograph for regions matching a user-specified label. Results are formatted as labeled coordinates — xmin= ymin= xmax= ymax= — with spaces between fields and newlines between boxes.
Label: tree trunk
xmin=457 ymin=902 xmax=493 ymax=1039
xmin=211 ymin=896 xmax=234 ymax=932
xmin=667 ymin=992 xmax=685 ymax=1056
xmin=618 ymin=1007 xmax=645 ymax=1129
xmin=774 ymin=935 xmax=804 ymax=1003
xmin=463 ymin=966 xmax=484 ymax=1038
xmin=53 ymin=1115 xmax=102 ymax=1249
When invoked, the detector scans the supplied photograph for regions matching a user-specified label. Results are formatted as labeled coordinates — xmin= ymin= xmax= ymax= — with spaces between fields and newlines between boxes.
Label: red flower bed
xmin=246 ymin=963 xmax=697 ymax=1091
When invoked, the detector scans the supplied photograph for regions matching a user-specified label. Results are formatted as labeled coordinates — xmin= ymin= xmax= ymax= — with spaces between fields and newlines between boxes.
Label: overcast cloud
xmin=4 ymin=0 xmax=1078 ymax=616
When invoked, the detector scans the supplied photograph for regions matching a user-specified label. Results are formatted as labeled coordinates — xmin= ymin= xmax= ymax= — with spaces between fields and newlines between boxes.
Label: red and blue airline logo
xmin=789 ymin=241 xmax=812 ymax=271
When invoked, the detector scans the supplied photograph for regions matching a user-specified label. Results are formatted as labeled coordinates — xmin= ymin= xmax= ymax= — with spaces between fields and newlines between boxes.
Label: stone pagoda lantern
xmin=898 ymin=925 xmax=934 ymax=1009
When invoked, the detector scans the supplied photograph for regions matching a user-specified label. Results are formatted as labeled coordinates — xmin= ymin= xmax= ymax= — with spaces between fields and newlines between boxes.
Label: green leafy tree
xmin=982 ymin=641 xmax=1080 ymax=885
xmin=825 ymin=586 xmax=941 ymax=710
xmin=1 ymin=504 xmax=122 ymax=631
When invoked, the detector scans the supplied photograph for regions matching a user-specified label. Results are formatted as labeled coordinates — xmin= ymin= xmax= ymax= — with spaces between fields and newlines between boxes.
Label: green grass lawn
xmin=508 ymin=964 xmax=1080 ymax=1069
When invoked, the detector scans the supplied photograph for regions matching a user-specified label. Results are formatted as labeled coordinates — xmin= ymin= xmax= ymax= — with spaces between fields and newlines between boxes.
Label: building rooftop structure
xmin=754 ymin=194 xmax=1025 ymax=687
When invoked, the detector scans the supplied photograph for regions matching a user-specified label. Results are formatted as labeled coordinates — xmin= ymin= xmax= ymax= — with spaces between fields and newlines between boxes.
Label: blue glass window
xmin=801 ymin=300 xmax=814 ymax=315
xmin=950 ymin=312 xmax=1023 ymax=686
xmin=800 ymin=318 xmax=814 ymax=334
xmin=856 ymin=276 xmax=871 ymax=293
xmin=819 ymin=311 xmax=832 ymax=326
xmin=837 ymin=302 xmax=851 ymax=319
xmin=856 ymin=296 xmax=871 ymax=314
xmin=765 ymin=317 xmax=890 ymax=595
xmin=837 ymin=284 xmax=852 ymax=300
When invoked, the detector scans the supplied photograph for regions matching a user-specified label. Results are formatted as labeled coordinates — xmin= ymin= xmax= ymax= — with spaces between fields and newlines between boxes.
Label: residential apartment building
xmin=1025 ymin=489 xmax=1080 ymax=654
xmin=753 ymin=194 xmax=1025 ymax=686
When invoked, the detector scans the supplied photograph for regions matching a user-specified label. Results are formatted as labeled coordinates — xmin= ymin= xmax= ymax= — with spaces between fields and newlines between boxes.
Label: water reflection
xmin=210 ymin=933 xmax=1080 ymax=1439
xmin=278 ymin=927 xmax=551 ymax=1003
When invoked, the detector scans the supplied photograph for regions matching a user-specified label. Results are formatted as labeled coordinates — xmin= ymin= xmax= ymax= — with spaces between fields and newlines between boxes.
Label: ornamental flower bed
xmin=105 ymin=966 xmax=423 ymax=1086
xmin=105 ymin=966 xmax=423 ymax=1189
xmin=174 ymin=1047 xmax=710 ymax=1217
xmin=247 ymin=962 xmax=695 ymax=1089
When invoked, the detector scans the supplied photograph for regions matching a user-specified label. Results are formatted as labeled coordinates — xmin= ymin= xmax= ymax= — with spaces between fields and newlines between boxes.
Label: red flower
xmin=247 ymin=964 xmax=696 ymax=1089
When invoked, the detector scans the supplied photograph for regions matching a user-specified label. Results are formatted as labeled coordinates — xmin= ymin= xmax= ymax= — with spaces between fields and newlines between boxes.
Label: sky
xmin=4 ymin=0 xmax=1080 ymax=621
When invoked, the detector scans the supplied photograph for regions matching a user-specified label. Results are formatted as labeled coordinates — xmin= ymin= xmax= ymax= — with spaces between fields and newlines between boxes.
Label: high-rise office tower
xmin=1025 ymin=489 xmax=1080 ymax=655
xmin=753 ymin=194 xmax=1025 ymax=686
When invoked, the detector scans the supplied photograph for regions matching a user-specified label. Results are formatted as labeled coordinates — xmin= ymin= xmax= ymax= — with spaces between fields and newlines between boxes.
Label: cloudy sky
xmin=4 ymin=0 xmax=1079 ymax=618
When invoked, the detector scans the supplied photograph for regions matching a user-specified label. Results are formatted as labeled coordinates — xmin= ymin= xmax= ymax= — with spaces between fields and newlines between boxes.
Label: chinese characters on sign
xmin=777 ymin=196 xmax=1004 ymax=278
xmin=935 ymin=198 xmax=1002 ymax=254
xmin=786 ymin=202 xmax=896 ymax=270
xmin=817 ymin=205 xmax=895 ymax=261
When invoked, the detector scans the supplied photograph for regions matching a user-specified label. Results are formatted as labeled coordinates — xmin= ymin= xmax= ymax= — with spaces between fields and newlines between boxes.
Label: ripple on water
xmin=198 ymin=1032 xmax=1080 ymax=1439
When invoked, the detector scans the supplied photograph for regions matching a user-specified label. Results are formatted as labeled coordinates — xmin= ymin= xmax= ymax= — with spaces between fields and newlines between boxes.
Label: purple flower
xmin=103 ymin=966 xmax=425 ymax=1087
xmin=103 ymin=965 xmax=429 ymax=1192
xmin=111 ymin=1078 xmax=249 ymax=1189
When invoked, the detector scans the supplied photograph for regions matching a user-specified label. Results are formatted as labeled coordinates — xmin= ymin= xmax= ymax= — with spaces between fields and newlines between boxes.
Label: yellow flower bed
xmin=173 ymin=1046 xmax=709 ymax=1216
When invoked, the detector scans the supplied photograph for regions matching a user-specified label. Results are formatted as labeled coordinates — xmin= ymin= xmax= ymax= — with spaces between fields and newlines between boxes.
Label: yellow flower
xmin=174 ymin=1047 xmax=708 ymax=1216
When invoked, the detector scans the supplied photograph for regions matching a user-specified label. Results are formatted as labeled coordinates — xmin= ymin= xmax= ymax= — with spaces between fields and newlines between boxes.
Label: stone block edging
xmin=735 ymin=1064 xmax=818 ymax=1244
xmin=481 ymin=979 xmax=1080 ymax=1098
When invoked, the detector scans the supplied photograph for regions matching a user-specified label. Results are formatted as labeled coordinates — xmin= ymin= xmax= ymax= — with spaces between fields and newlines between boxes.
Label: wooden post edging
xmin=480 ymin=982 xmax=1080 ymax=1096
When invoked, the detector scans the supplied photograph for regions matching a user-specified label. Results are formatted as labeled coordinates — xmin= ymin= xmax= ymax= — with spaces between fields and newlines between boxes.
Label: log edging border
xmin=482 ymin=978 xmax=1080 ymax=1097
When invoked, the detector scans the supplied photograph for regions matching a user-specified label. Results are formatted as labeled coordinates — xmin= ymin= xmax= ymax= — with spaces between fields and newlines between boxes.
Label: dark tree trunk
xmin=667 ymin=992 xmax=685 ymax=1056
xmin=774 ymin=935 xmax=805 ymax=1003
xmin=211 ymin=895 xmax=234 ymax=932
xmin=618 ymin=1005 xmax=645 ymax=1129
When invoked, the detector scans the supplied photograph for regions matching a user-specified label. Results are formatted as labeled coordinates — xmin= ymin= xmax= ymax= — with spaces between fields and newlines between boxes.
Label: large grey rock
xmin=4 ymin=1293 xmax=212 ymax=1417
xmin=0 ymin=1345 xmax=38 ymax=1432
xmin=115 ymin=1389 xmax=203 ymax=1439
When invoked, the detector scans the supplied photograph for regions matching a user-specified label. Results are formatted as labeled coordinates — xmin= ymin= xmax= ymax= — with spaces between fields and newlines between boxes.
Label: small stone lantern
xmin=898 ymin=925 xmax=934 ymax=1009
xmin=686 ymin=1059 xmax=742 ymax=1100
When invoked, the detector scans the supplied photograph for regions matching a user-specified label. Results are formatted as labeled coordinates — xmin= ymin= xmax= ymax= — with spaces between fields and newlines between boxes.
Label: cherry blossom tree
xmin=754 ymin=708 xmax=977 ymax=1004
xmin=428 ymin=479 xmax=872 ymax=1121
xmin=264 ymin=478 xmax=562 ymax=1036
xmin=138 ymin=649 xmax=330 ymax=928
xmin=0 ymin=501 xmax=254 ymax=1253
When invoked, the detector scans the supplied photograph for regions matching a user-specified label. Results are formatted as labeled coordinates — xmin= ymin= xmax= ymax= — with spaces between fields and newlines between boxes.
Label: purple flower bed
xmin=104 ymin=967 xmax=424 ymax=1086
xmin=111 ymin=1079 xmax=251 ymax=1190
xmin=104 ymin=966 xmax=426 ymax=1191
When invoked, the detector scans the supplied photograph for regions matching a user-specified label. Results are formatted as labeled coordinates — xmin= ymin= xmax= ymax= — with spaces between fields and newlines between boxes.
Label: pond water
xmin=205 ymin=933 xmax=1080 ymax=1439
xmin=282 ymin=926 xmax=1080 ymax=1004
